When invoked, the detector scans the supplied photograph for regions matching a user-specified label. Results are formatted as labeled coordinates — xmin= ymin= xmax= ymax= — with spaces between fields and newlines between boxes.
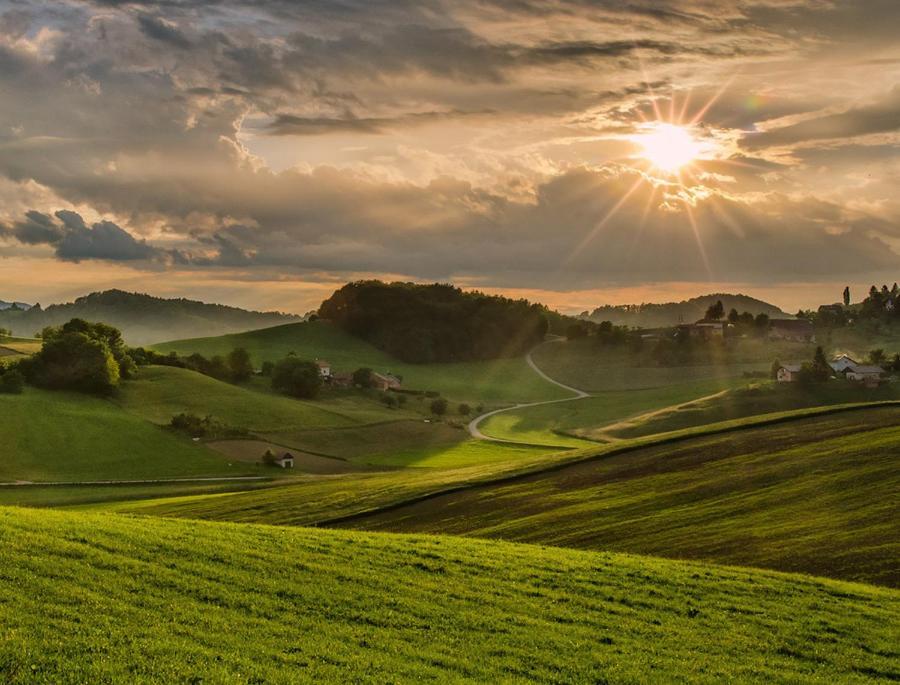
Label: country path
xmin=467 ymin=338 xmax=589 ymax=443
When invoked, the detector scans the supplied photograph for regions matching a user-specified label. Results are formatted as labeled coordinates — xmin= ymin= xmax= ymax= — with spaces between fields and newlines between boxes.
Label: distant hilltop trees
xmin=583 ymin=293 xmax=788 ymax=328
xmin=0 ymin=289 xmax=299 ymax=345
xmin=318 ymin=281 xmax=552 ymax=363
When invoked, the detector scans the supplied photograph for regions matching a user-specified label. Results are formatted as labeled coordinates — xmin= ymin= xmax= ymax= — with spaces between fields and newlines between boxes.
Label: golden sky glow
xmin=0 ymin=1 xmax=899 ymax=313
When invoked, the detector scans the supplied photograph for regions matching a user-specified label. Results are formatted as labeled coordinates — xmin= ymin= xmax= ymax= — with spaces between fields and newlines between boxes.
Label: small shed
xmin=371 ymin=372 xmax=402 ymax=391
xmin=776 ymin=363 xmax=803 ymax=383
xmin=315 ymin=359 xmax=332 ymax=378
xmin=846 ymin=366 xmax=884 ymax=387
xmin=274 ymin=452 xmax=295 ymax=468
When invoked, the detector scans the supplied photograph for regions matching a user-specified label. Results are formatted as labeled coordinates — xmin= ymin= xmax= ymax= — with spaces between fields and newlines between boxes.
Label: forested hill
xmin=584 ymin=293 xmax=789 ymax=328
xmin=0 ymin=290 xmax=299 ymax=345
xmin=318 ymin=281 xmax=556 ymax=363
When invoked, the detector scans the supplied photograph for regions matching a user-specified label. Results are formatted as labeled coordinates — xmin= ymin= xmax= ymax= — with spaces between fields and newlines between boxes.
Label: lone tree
xmin=271 ymin=357 xmax=322 ymax=399
xmin=705 ymin=300 xmax=725 ymax=321
xmin=811 ymin=346 xmax=832 ymax=382
xmin=352 ymin=367 xmax=374 ymax=388
xmin=227 ymin=347 xmax=254 ymax=383
xmin=843 ymin=286 xmax=851 ymax=307
xmin=430 ymin=397 xmax=448 ymax=416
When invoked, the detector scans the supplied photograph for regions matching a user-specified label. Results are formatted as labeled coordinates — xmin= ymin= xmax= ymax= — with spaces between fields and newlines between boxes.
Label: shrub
xmin=271 ymin=357 xmax=322 ymax=399
xmin=227 ymin=347 xmax=254 ymax=383
xmin=380 ymin=392 xmax=398 ymax=408
xmin=458 ymin=403 xmax=471 ymax=416
xmin=260 ymin=360 xmax=275 ymax=377
xmin=430 ymin=397 xmax=448 ymax=416
xmin=0 ymin=368 xmax=24 ymax=394
xmin=353 ymin=367 xmax=374 ymax=388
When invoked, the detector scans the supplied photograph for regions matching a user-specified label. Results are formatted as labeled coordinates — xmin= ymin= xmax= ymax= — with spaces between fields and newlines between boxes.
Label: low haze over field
xmin=0 ymin=1 xmax=898 ymax=311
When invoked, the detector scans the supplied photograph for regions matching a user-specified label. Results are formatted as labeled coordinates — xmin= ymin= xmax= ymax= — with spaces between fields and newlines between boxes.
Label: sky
xmin=0 ymin=0 xmax=898 ymax=314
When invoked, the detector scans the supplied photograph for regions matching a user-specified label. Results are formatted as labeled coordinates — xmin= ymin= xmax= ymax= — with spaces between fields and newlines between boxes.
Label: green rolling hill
xmin=0 ymin=507 xmax=896 ymax=683
xmin=154 ymin=320 xmax=569 ymax=404
xmin=338 ymin=406 xmax=900 ymax=586
xmin=0 ymin=387 xmax=254 ymax=482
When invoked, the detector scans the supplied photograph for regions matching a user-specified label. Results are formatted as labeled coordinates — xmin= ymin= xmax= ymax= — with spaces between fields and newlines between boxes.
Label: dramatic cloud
xmin=5 ymin=210 xmax=163 ymax=263
xmin=0 ymin=0 xmax=898 ymax=310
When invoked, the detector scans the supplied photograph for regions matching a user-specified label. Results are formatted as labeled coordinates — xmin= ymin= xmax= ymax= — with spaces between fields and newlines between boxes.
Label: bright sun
xmin=635 ymin=123 xmax=702 ymax=173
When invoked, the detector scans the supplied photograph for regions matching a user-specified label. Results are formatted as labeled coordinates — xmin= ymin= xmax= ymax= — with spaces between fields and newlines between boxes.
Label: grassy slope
xmin=155 ymin=320 xmax=569 ymax=404
xmin=530 ymin=338 xmax=771 ymax=392
xmin=600 ymin=380 xmax=900 ymax=439
xmin=97 ymin=403 xmax=895 ymax=527
xmin=479 ymin=377 xmax=746 ymax=445
xmin=1 ymin=507 xmax=897 ymax=684
xmin=116 ymin=365 xmax=393 ymax=431
xmin=341 ymin=407 xmax=900 ymax=587
xmin=0 ymin=388 xmax=255 ymax=482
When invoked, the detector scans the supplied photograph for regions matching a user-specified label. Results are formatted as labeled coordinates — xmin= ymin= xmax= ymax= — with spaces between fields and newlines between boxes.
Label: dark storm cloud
xmin=6 ymin=210 xmax=163 ymax=263
xmin=744 ymin=86 xmax=900 ymax=150
xmin=136 ymin=14 xmax=193 ymax=49
xmin=265 ymin=109 xmax=492 ymax=136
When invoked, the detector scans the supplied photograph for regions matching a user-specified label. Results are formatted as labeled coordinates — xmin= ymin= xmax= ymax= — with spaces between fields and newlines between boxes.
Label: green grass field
xmin=116 ymin=365 xmax=399 ymax=431
xmin=1 ymin=507 xmax=897 ymax=683
xmin=530 ymin=338 xmax=770 ymax=392
xmin=94 ymin=403 xmax=894 ymax=527
xmin=599 ymin=380 xmax=900 ymax=439
xmin=0 ymin=388 xmax=259 ymax=482
xmin=155 ymin=320 xmax=569 ymax=403
xmin=343 ymin=407 xmax=900 ymax=586
xmin=478 ymin=377 xmax=747 ymax=445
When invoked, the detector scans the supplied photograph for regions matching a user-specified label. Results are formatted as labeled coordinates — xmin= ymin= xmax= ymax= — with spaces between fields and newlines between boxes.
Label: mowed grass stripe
xmin=0 ymin=507 xmax=897 ymax=683
xmin=102 ymin=402 xmax=900 ymax=532
xmin=339 ymin=407 xmax=900 ymax=586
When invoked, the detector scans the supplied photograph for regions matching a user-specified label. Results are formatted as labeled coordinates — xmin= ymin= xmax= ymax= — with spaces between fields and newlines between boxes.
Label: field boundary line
xmin=320 ymin=400 xmax=900 ymax=527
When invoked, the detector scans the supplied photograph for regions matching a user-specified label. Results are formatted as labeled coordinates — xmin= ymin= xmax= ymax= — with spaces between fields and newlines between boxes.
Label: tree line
xmin=318 ymin=281 xmax=550 ymax=363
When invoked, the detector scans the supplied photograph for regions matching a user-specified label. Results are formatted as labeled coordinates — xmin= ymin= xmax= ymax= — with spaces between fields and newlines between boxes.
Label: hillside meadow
xmin=155 ymin=320 xmax=570 ymax=404
xmin=0 ymin=388 xmax=256 ymax=482
xmin=0 ymin=507 xmax=897 ymax=684
xmin=342 ymin=407 xmax=900 ymax=586
xmin=478 ymin=376 xmax=747 ymax=446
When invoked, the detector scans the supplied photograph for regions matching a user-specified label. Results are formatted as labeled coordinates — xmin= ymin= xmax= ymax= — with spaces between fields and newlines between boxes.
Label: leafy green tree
xmin=867 ymin=348 xmax=887 ymax=366
xmin=0 ymin=368 xmax=24 ymax=394
xmin=727 ymin=308 xmax=739 ymax=324
xmin=754 ymin=313 xmax=770 ymax=334
xmin=565 ymin=323 xmax=588 ymax=340
xmin=271 ymin=357 xmax=322 ymax=398
xmin=430 ymin=397 xmax=448 ymax=416
xmin=458 ymin=403 xmax=471 ymax=416
xmin=227 ymin=347 xmax=254 ymax=383
xmin=705 ymin=300 xmax=725 ymax=321
xmin=811 ymin=346 xmax=832 ymax=382
xmin=27 ymin=331 xmax=119 ymax=394
xmin=352 ymin=367 xmax=374 ymax=388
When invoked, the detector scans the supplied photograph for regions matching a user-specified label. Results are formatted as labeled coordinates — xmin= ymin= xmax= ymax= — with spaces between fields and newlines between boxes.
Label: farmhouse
xmin=830 ymin=354 xmax=859 ymax=373
xmin=776 ymin=363 xmax=803 ymax=383
xmin=371 ymin=372 xmax=402 ymax=391
xmin=678 ymin=321 xmax=725 ymax=339
xmin=274 ymin=452 xmax=295 ymax=468
xmin=846 ymin=365 xmax=884 ymax=387
xmin=315 ymin=360 xmax=332 ymax=378
xmin=768 ymin=319 xmax=815 ymax=343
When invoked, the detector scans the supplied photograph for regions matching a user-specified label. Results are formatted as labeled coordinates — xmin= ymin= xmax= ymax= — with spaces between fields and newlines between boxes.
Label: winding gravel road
xmin=467 ymin=339 xmax=589 ymax=442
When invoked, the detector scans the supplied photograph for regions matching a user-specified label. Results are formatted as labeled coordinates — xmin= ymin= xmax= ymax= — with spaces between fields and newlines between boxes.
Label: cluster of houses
xmin=314 ymin=359 xmax=402 ymax=391
xmin=675 ymin=318 xmax=816 ymax=342
xmin=776 ymin=354 xmax=886 ymax=387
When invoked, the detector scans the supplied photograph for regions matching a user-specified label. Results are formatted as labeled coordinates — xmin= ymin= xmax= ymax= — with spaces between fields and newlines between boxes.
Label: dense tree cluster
xmin=270 ymin=356 xmax=322 ymax=399
xmin=0 ymin=367 xmax=24 ymax=394
xmin=17 ymin=319 xmax=135 ymax=395
xmin=130 ymin=347 xmax=254 ymax=384
xmin=318 ymin=281 xmax=550 ymax=363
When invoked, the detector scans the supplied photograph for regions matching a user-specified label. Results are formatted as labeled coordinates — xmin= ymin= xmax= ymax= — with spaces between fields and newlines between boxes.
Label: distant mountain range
xmin=582 ymin=293 xmax=791 ymax=328
xmin=0 ymin=290 xmax=300 ymax=345
xmin=0 ymin=300 xmax=32 ymax=311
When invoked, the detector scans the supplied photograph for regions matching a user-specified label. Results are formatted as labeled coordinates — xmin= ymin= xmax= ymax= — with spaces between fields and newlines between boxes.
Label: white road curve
xmin=467 ymin=339 xmax=589 ymax=443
